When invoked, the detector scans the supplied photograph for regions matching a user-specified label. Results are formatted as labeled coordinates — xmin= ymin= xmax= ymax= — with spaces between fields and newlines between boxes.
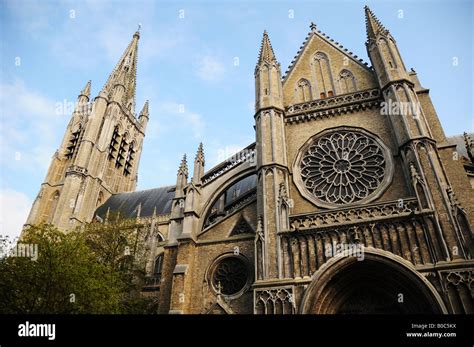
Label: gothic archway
xmin=299 ymin=248 xmax=447 ymax=314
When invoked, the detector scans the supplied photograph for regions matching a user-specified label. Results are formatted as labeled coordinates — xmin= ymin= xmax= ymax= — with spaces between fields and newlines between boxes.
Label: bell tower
xmin=25 ymin=30 xmax=149 ymax=231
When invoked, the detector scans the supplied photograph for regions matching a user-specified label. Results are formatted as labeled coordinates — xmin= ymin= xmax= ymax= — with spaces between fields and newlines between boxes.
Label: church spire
xmin=257 ymin=30 xmax=277 ymax=65
xmin=364 ymin=5 xmax=389 ymax=41
xmin=101 ymin=30 xmax=140 ymax=113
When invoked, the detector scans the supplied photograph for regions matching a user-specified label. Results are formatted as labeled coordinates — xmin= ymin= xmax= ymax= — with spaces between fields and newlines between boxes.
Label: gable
xmin=229 ymin=216 xmax=255 ymax=236
xmin=282 ymin=29 xmax=378 ymax=106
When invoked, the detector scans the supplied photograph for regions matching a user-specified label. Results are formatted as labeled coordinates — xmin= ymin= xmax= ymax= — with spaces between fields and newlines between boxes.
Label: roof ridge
xmin=112 ymin=185 xmax=176 ymax=196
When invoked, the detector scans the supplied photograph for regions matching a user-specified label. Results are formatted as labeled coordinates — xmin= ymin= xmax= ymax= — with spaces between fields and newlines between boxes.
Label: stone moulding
xmin=285 ymin=88 xmax=382 ymax=124
xmin=201 ymin=143 xmax=257 ymax=186
xmin=286 ymin=197 xmax=420 ymax=232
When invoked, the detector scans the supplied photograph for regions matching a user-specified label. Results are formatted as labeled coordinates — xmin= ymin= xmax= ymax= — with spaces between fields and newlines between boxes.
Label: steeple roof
xmin=257 ymin=30 xmax=277 ymax=64
xmin=364 ymin=6 xmax=389 ymax=40
xmin=102 ymin=30 xmax=140 ymax=114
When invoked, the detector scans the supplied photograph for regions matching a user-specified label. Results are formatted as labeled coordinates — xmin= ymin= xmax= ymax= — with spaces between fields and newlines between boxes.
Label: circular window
xmin=211 ymin=256 xmax=249 ymax=297
xmin=294 ymin=127 xmax=393 ymax=208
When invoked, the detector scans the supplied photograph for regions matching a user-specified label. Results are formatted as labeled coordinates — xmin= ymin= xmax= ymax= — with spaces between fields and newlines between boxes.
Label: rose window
xmin=296 ymin=128 xmax=392 ymax=207
xmin=212 ymin=257 xmax=249 ymax=296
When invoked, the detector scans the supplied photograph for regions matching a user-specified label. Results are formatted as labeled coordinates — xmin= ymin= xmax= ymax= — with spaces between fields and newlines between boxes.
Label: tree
xmin=0 ymin=216 xmax=157 ymax=314
xmin=0 ymin=224 xmax=122 ymax=314
xmin=81 ymin=213 xmax=157 ymax=313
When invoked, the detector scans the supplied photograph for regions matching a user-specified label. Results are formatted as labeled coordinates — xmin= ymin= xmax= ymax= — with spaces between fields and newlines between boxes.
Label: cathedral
xmin=24 ymin=7 xmax=474 ymax=314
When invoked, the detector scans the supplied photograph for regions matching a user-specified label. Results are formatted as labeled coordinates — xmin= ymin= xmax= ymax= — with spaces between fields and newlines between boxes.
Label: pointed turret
xmin=257 ymin=30 xmax=277 ymax=65
xmin=254 ymin=30 xmax=289 ymax=280
xmin=192 ymin=143 xmax=205 ymax=184
xmin=101 ymin=31 xmax=140 ymax=113
xmin=139 ymin=100 xmax=149 ymax=129
xmin=176 ymin=154 xmax=188 ymax=196
xmin=364 ymin=6 xmax=408 ymax=88
xmin=255 ymin=30 xmax=283 ymax=111
xmin=178 ymin=154 xmax=188 ymax=176
xmin=364 ymin=5 xmax=389 ymax=41
xmin=80 ymin=80 xmax=91 ymax=99
xmin=75 ymin=80 xmax=91 ymax=113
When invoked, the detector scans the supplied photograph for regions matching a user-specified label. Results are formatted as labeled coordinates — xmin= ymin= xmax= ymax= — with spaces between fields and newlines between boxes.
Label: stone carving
xmin=445 ymin=271 xmax=473 ymax=288
xmin=286 ymin=88 xmax=380 ymax=116
xmin=297 ymin=129 xmax=389 ymax=206
xmin=281 ymin=214 xmax=436 ymax=279
xmin=254 ymin=287 xmax=295 ymax=314
xmin=289 ymin=198 xmax=418 ymax=230
xmin=230 ymin=216 xmax=254 ymax=236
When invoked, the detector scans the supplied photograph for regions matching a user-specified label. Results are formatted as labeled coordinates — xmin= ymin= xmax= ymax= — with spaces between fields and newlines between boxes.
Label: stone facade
xmin=26 ymin=7 xmax=474 ymax=314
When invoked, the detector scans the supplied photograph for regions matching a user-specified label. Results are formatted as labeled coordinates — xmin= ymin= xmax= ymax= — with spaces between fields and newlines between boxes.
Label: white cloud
xmin=0 ymin=80 xmax=63 ymax=173
xmin=150 ymin=101 xmax=205 ymax=140
xmin=195 ymin=55 xmax=226 ymax=82
xmin=0 ymin=189 xmax=31 ymax=240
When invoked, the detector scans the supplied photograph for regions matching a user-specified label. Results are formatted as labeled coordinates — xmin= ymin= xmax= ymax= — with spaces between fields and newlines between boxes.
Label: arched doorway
xmin=300 ymin=248 xmax=447 ymax=314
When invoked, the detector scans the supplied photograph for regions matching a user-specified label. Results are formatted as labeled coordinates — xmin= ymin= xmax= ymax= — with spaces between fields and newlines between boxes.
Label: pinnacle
xmin=257 ymin=30 xmax=277 ymax=64
xmin=364 ymin=5 xmax=389 ymax=40
xmin=179 ymin=154 xmax=188 ymax=175
xmin=140 ymin=100 xmax=149 ymax=116
xmin=195 ymin=142 xmax=205 ymax=162
xmin=81 ymin=80 xmax=91 ymax=97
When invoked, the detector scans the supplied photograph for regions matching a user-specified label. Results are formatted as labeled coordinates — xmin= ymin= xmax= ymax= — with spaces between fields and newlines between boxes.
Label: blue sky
xmin=0 ymin=0 xmax=472 ymax=239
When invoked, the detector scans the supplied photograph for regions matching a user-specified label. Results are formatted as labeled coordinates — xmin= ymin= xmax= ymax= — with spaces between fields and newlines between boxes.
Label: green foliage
xmin=0 ymin=217 xmax=157 ymax=314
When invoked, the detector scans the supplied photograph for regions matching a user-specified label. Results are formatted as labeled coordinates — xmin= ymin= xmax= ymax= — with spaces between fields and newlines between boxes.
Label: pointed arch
xmin=124 ymin=139 xmax=135 ymax=176
xmin=312 ymin=51 xmax=335 ymax=99
xmin=339 ymin=69 xmax=357 ymax=94
xmin=378 ymin=37 xmax=397 ymax=69
xmin=65 ymin=123 xmax=83 ymax=160
xmin=153 ymin=253 xmax=164 ymax=277
xmin=296 ymin=78 xmax=312 ymax=102
xmin=156 ymin=232 xmax=165 ymax=243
